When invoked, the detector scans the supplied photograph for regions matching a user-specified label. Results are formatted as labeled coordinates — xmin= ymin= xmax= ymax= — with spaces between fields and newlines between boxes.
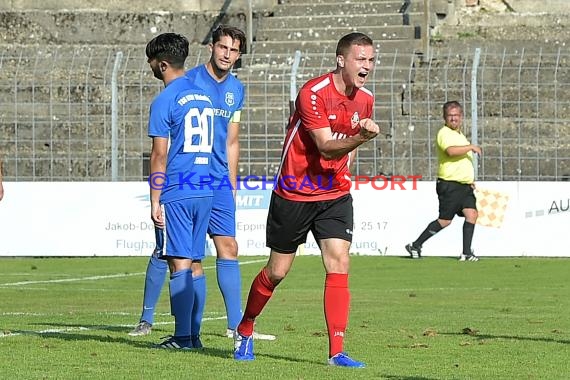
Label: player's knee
xmin=325 ymin=255 xmax=350 ymax=273
xmin=269 ymin=270 xmax=287 ymax=285
xmin=265 ymin=266 xmax=289 ymax=286
xmin=215 ymin=237 xmax=238 ymax=258
xmin=463 ymin=209 xmax=478 ymax=223
xmin=191 ymin=260 xmax=204 ymax=276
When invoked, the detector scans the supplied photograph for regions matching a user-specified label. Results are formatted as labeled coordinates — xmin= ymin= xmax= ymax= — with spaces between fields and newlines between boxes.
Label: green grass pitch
xmin=1 ymin=256 xmax=569 ymax=379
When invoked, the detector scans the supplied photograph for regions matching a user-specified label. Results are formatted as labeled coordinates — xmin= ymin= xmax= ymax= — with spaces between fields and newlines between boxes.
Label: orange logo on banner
xmin=475 ymin=188 xmax=510 ymax=228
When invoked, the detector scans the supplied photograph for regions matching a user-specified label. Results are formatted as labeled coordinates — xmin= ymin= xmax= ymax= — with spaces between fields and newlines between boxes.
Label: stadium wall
xmin=0 ymin=181 xmax=568 ymax=257
xmin=0 ymin=0 xmax=277 ymax=12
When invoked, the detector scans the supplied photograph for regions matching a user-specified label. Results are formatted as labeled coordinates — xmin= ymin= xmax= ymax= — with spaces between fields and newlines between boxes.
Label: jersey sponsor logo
xmin=178 ymin=93 xmax=211 ymax=106
xmin=213 ymin=108 xmax=231 ymax=118
xmin=350 ymin=112 xmax=360 ymax=129
xmin=225 ymin=92 xmax=234 ymax=106
xmin=194 ymin=157 xmax=209 ymax=165
xmin=331 ymin=131 xmax=348 ymax=140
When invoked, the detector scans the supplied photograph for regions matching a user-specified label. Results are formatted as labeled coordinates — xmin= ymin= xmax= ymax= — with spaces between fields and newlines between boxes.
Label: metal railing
xmin=0 ymin=45 xmax=568 ymax=181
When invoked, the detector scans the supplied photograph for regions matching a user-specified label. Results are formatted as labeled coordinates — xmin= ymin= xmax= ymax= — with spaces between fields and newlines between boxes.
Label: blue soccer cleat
xmin=233 ymin=331 xmax=255 ymax=361
xmin=328 ymin=352 xmax=366 ymax=368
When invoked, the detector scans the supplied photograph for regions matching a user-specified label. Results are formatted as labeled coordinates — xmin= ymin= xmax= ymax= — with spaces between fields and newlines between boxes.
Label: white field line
xmin=0 ymin=258 xmax=267 ymax=287
xmin=0 ymin=316 xmax=227 ymax=338
xmin=1 ymin=311 xmax=225 ymax=317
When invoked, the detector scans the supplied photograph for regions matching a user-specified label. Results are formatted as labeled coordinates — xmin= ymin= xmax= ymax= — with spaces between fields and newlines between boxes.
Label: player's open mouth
xmin=358 ymin=72 xmax=368 ymax=78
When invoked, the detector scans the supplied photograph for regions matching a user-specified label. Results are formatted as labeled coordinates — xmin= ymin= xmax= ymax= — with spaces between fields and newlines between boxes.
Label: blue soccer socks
xmin=216 ymin=258 xmax=242 ymax=330
xmin=169 ymin=269 xmax=194 ymax=338
xmin=191 ymin=274 xmax=206 ymax=338
xmin=140 ymin=255 xmax=168 ymax=325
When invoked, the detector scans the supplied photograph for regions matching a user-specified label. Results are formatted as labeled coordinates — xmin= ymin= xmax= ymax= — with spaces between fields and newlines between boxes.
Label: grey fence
xmin=0 ymin=45 xmax=568 ymax=181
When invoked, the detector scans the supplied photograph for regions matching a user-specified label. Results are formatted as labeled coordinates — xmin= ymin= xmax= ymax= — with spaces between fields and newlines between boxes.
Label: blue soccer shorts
xmin=162 ymin=196 xmax=213 ymax=261
xmin=208 ymin=189 xmax=236 ymax=237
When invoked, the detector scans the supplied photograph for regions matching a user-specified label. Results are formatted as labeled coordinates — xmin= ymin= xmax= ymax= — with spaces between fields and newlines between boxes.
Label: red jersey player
xmin=275 ymin=69 xmax=374 ymax=200
xmin=233 ymin=32 xmax=380 ymax=368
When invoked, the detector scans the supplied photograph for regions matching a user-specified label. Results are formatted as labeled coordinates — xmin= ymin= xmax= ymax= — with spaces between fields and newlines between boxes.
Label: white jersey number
xmin=183 ymin=107 xmax=214 ymax=153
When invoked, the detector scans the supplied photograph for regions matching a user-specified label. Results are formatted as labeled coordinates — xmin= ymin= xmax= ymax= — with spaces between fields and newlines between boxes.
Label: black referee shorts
xmin=436 ymin=178 xmax=477 ymax=220
xmin=266 ymin=192 xmax=354 ymax=254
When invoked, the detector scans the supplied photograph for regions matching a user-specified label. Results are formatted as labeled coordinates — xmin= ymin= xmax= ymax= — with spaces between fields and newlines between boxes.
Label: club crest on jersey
xmin=225 ymin=92 xmax=234 ymax=106
xmin=350 ymin=112 xmax=360 ymax=129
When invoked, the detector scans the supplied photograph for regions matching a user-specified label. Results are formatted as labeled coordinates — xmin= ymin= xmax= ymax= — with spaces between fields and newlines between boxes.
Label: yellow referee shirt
xmin=436 ymin=125 xmax=474 ymax=184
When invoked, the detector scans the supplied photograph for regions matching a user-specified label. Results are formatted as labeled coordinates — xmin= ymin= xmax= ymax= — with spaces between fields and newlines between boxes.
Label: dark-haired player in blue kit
xmin=146 ymin=32 xmax=215 ymax=349
xmin=130 ymin=26 xmax=275 ymax=342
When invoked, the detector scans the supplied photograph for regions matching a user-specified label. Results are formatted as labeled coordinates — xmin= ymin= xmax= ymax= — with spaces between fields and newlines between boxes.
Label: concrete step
xmin=256 ymin=25 xmax=418 ymax=42
xmin=244 ymin=93 xmax=402 ymax=111
xmin=278 ymin=0 xmax=405 ymax=5
xmin=244 ymin=104 xmax=402 ymax=122
xmin=273 ymin=1 xmax=407 ymax=17
xmin=242 ymin=78 xmax=409 ymax=94
xmin=278 ymin=0 xmax=442 ymax=14
xmin=258 ymin=12 xmax=424 ymax=29
xmin=251 ymin=39 xmax=421 ymax=54
xmin=0 ymin=11 xmax=244 ymax=46
xmin=237 ymin=66 xmax=413 ymax=80
xmin=239 ymin=79 xmax=413 ymax=96
xmin=239 ymin=51 xmax=417 ymax=68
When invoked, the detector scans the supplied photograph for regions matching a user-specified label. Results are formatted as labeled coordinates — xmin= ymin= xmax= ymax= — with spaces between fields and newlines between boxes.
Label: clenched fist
xmin=359 ymin=118 xmax=379 ymax=140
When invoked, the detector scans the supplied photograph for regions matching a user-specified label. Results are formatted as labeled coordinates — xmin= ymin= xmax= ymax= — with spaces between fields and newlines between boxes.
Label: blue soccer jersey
xmin=186 ymin=64 xmax=245 ymax=186
xmin=148 ymin=76 xmax=215 ymax=203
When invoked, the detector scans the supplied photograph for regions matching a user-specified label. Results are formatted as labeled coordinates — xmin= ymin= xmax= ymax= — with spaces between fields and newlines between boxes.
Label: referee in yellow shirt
xmin=406 ymin=101 xmax=482 ymax=261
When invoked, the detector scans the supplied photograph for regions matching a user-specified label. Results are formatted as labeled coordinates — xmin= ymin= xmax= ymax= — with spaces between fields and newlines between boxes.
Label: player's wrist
xmin=356 ymin=132 xmax=370 ymax=143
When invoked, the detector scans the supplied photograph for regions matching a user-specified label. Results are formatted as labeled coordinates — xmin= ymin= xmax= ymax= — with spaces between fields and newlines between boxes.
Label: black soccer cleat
xmin=405 ymin=243 xmax=422 ymax=259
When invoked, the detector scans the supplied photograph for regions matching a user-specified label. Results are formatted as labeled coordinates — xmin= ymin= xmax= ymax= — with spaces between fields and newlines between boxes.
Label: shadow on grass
xmin=441 ymin=331 xmax=569 ymax=345
xmin=398 ymin=256 xmax=464 ymax=261
xmin=381 ymin=376 xmax=440 ymax=380
xmin=15 ymin=324 xmax=320 ymax=364
xmin=30 ymin=321 xmax=134 ymax=334
xmin=10 ymin=329 xmax=231 ymax=357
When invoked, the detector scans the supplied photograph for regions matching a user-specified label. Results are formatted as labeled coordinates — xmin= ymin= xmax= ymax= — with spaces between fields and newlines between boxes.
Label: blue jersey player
xmin=146 ymin=32 xmax=214 ymax=349
xmin=130 ymin=26 xmax=275 ymax=342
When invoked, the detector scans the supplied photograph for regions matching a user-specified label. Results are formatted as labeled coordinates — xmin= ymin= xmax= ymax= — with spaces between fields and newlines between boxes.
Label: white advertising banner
xmin=0 ymin=182 xmax=155 ymax=256
xmin=0 ymin=181 xmax=568 ymax=257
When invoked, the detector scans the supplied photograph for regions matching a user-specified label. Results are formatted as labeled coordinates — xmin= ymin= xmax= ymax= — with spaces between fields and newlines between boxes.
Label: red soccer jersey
xmin=273 ymin=72 xmax=374 ymax=201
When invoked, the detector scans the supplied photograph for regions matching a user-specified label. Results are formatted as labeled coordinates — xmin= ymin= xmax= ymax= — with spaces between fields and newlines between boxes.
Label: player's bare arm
xmin=226 ymin=121 xmax=240 ymax=195
xmin=308 ymin=118 xmax=379 ymax=160
xmin=358 ymin=118 xmax=379 ymax=139
xmin=348 ymin=148 xmax=357 ymax=169
xmin=149 ymin=136 xmax=168 ymax=228
xmin=446 ymin=144 xmax=482 ymax=157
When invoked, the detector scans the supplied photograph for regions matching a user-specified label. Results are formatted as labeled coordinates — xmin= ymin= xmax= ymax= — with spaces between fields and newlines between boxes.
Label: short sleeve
xmin=437 ymin=127 xmax=466 ymax=151
xmin=148 ymin=96 xmax=170 ymax=138
xmin=230 ymin=82 xmax=245 ymax=123
xmin=295 ymin=87 xmax=331 ymax=131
